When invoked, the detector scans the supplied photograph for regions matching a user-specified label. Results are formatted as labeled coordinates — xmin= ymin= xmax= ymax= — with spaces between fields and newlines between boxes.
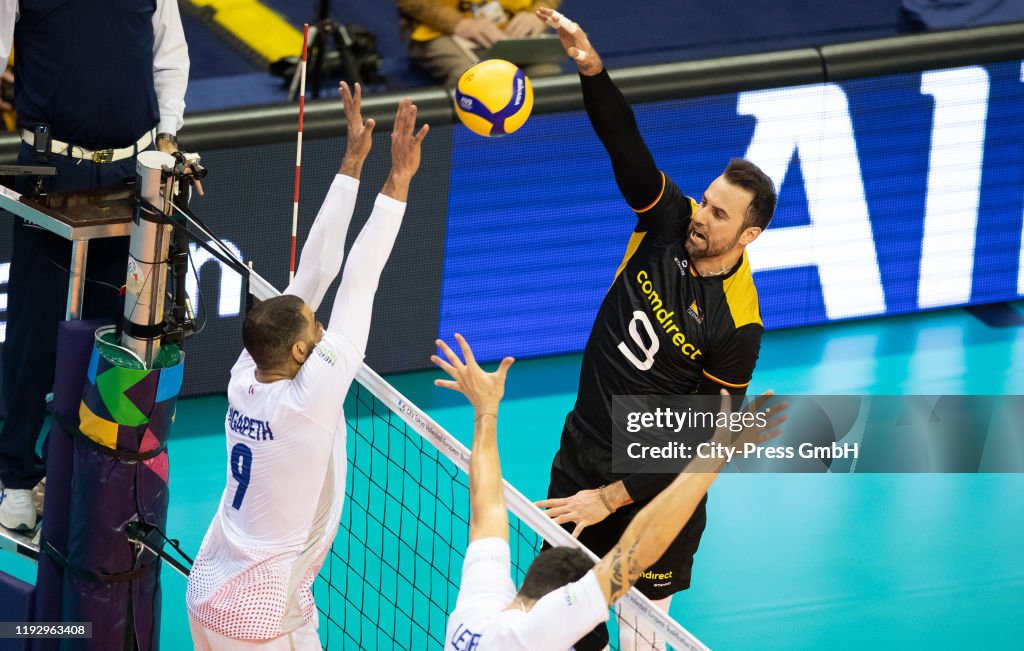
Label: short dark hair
xmin=517 ymin=546 xmax=595 ymax=601
xmin=724 ymin=158 xmax=777 ymax=231
xmin=241 ymin=295 xmax=307 ymax=369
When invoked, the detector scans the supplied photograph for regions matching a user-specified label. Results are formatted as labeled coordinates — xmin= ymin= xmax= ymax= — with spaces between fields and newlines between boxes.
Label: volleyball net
xmin=314 ymin=366 xmax=710 ymax=650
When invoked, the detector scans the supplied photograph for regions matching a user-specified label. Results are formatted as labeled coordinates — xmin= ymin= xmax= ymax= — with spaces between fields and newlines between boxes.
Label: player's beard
xmin=685 ymin=224 xmax=741 ymax=260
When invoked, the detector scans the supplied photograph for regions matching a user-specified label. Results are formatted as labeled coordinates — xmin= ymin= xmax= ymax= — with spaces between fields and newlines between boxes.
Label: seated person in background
xmin=397 ymin=0 xmax=563 ymax=88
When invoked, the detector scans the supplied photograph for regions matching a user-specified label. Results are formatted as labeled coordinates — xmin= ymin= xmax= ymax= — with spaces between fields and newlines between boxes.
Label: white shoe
xmin=0 ymin=488 xmax=37 ymax=531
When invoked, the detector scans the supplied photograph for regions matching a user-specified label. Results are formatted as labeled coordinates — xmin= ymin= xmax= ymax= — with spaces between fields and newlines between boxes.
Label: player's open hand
xmin=535 ymin=8 xmax=602 ymax=76
xmin=432 ymin=333 xmax=514 ymax=416
xmin=712 ymin=390 xmax=788 ymax=456
xmin=340 ymin=82 xmax=375 ymax=163
xmin=389 ymin=98 xmax=429 ymax=180
xmin=536 ymin=488 xmax=612 ymax=539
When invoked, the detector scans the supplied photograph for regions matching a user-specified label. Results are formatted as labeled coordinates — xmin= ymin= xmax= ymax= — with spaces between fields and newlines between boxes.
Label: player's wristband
xmin=598 ymin=485 xmax=616 ymax=514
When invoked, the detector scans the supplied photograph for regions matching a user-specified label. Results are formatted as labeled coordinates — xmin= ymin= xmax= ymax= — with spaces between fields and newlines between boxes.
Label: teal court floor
xmin=2 ymin=303 xmax=1023 ymax=649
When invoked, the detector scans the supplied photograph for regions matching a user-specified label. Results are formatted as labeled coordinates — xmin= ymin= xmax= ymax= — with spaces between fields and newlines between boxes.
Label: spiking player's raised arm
xmin=536 ymin=8 xmax=779 ymax=650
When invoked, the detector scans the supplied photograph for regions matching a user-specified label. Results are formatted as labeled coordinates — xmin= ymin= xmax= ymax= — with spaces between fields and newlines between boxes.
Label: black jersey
xmin=565 ymin=172 xmax=763 ymax=500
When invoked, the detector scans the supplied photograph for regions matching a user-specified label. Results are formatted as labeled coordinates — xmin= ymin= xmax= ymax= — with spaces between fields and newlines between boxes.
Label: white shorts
xmin=188 ymin=618 xmax=321 ymax=651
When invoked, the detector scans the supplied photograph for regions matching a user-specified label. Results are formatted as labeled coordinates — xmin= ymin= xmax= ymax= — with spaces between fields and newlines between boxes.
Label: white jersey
xmin=186 ymin=174 xmax=408 ymax=641
xmin=446 ymin=538 xmax=609 ymax=651
xmin=186 ymin=332 xmax=363 ymax=639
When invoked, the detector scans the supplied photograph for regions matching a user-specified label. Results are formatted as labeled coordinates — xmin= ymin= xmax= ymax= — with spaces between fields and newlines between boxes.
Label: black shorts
xmin=546 ymin=456 xmax=708 ymax=601
xmin=542 ymin=415 xmax=709 ymax=651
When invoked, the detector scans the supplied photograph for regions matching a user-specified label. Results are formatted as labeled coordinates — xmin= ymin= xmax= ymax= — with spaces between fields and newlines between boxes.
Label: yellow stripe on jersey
xmin=633 ymin=171 xmax=666 ymax=214
xmin=613 ymin=232 xmax=646 ymax=282
xmin=185 ymin=0 xmax=303 ymax=64
xmin=721 ymin=252 xmax=762 ymax=328
xmin=702 ymin=369 xmax=750 ymax=389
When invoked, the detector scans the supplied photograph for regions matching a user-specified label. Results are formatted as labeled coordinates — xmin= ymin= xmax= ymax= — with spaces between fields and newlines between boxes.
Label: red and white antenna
xmin=290 ymin=23 xmax=310 ymax=281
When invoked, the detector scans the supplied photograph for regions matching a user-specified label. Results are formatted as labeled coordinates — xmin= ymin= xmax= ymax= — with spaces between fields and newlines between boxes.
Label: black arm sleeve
xmin=579 ymin=69 xmax=662 ymax=210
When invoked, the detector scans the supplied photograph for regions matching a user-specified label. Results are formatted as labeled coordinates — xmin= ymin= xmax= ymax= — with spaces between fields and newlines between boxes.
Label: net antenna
xmin=289 ymin=23 xmax=310 ymax=282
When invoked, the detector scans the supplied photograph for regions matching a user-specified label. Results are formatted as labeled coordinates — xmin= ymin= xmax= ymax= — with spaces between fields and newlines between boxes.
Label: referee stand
xmin=0 ymin=153 xmax=202 ymax=649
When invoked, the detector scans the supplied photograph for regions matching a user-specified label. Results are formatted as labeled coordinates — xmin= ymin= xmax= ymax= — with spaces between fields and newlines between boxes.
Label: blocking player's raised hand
xmin=339 ymin=82 xmax=375 ymax=174
xmin=432 ymin=334 xmax=514 ymax=417
xmin=380 ymin=98 xmax=429 ymax=202
xmin=536 ymin=7 xmax=603 ymax=76
xmin=391 ymin=99 xmax=429 ymax=179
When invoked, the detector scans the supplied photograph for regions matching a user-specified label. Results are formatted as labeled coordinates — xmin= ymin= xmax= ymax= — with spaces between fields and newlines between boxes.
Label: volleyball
xmin=454 ymin=59 xmax=534 ymax=137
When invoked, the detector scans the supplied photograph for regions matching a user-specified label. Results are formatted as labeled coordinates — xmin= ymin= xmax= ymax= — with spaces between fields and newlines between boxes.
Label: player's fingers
xmin=764 ymin=413 xmax=788 ymax=430
xmin=353 ymin=82 xmax=362 ymax=109
xmin=496 ymin=357 xmax=515 ymax=381
xmin=541 ymin=504 xmax=570 ymax=516
xmin=364 ymin=118 xmax=376 ymax=136
xmin=571 ymin=523 xmax=586 ymax=539
xmin=717 ymin=389 xmax=732 ymax=416
xmin=760 ymin=415 xmax=788 ymax=440
xmin=389 ymin=102 xmax=400 ymax=136
xmin=414 ymin=123 xmax=430 ymax=145
xmin=394 ymin=98 xmax=411 ymax=135
xmin=393 ymin=100 xmax=407 ymax=136
xmin=435 ymin=338 xmax=464 ymax=369
xmin=429 ymin=354 xmax=456 ymax=378
xmin=747 ymin=389 xmax=775 ymax=414
xmin=434 ymin=379 xmax=462 ymax=393
xmin=543 ymin=9 xmax=579 ymax=35
xmin=534 ymin=498 xmax=565 ymax=510
xmin=407 ymin=103 xmax=419 ymax=136
xmin=454 ymin=333 xmax=476 ymax=367
xmin=553 ymin=514 xmax=579 ymax=526
xmin=766 ymin=401 xmax=789 ymax=420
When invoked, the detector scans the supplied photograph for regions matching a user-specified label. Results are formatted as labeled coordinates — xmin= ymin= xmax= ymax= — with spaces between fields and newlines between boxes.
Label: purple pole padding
xmin=30 ymin=319 xmax=109 ymax=651
xmin=0 ymin=572 xmax=33 ymax=651
xmin=58 ymin=341 xmax=182 ymax=651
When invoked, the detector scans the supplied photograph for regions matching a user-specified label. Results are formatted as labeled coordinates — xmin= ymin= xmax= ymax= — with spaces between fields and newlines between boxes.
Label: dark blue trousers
xmin=0 ymin=142 xmax=139 ymax=489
